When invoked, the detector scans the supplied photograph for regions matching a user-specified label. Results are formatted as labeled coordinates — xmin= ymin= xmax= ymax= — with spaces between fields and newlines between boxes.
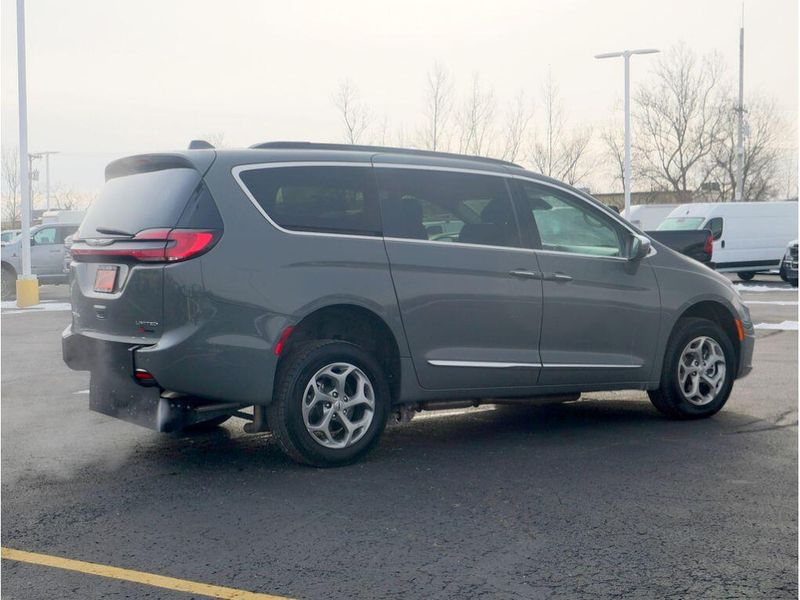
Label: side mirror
xmin=629 ymin=234 xmax=651 ymax=261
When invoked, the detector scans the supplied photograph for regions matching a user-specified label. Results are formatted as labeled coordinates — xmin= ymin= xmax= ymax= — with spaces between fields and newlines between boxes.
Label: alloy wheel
xmin=302 ymin=362 xmax=376 ymax=449
xmin=677 ymin=336 xmax=727 ymax=406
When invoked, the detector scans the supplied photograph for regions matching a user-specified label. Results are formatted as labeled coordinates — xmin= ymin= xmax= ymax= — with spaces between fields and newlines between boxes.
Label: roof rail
xmin=249 ymin=141 xmax=521 ymax=168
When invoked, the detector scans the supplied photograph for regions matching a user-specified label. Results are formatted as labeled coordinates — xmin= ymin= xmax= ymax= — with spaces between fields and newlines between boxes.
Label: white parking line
xmin=745 ymin=300 xmax=798 ymax=306
xmin=754 ymin=321 xmax=799 ymax=331
xmin=1 ymin=301 xmax=72 ymax=315
xmin=735 ymin=284 xmax=798 ymax=293
xmin=73 ymin=390 xmax=90 ymax=395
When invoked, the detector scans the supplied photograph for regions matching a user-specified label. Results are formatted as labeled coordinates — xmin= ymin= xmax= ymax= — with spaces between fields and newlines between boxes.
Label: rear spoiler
xmin=105 ymin=152 xmax=215 ymax=181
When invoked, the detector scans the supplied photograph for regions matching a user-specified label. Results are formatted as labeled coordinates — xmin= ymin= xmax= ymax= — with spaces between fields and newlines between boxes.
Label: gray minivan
xmin=62 ymin=142 xmax=754 ymax=466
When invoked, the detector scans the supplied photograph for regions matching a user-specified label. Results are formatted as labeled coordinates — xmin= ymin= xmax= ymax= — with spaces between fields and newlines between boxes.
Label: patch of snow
xmin=753 ymin=321 xmax=799 ymax=331
xmin=734 ymin=284 xmax=797 ymax=293
xmin=2 ymin=301 xmax=72 ymax=315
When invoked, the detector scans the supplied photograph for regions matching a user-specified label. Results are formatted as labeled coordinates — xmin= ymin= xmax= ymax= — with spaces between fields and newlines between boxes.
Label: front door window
xmin=519 ymin=183 xmax=624 ymax=257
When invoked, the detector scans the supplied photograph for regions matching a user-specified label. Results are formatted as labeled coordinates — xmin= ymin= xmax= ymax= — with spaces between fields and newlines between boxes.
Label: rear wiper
xmin=95 ymin=227 xmax=134 ymax=237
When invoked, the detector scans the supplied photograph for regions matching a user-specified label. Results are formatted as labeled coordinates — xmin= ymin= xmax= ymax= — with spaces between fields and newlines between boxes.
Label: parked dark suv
xmin=63 ymin=142 xmax=755 ymax=466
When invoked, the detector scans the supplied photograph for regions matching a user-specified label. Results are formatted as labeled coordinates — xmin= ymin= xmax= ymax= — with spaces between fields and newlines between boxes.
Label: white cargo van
xmin=626 ymin=204 xmax=678 ymax=231
xmin=658 ymin=201 xmax=798 ymax=279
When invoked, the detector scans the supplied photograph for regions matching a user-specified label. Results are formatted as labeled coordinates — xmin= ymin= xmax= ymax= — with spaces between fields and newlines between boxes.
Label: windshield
xmin=658 ymin=217 xmax=705 ymax=231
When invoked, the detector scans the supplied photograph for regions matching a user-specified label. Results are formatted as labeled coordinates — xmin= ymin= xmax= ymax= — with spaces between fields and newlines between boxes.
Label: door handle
xmin=509 ymin=269 xmax=542 ymax=280
xmin=543 ymin=272 xmax=573 ymax=283
xmin=721 ymin=240 xmax=725 ymax=248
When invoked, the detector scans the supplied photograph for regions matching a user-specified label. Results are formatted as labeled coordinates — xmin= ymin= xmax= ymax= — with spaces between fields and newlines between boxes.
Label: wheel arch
xmin=281 ymin=303 xmax=402 ymax=404
xmin=672 ymin=300 xmax=741 ymax=372
xmin=2 ymin=261 xmax=17 ymax=276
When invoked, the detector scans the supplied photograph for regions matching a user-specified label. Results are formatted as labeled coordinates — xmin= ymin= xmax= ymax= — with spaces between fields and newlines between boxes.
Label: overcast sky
xmin=1 ymin=0 xmax=797 ymax=194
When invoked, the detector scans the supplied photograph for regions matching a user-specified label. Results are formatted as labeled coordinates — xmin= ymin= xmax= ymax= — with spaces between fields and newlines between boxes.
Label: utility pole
xmin=31 ymin=151 xmax=58 ymax=210
xmin=734 ymin=10 xmax=745 ymax=202
xmin=16 ymin=0 xmax=38 ymax=307
xmin=595 ymin=48 xmax=660 ymax=220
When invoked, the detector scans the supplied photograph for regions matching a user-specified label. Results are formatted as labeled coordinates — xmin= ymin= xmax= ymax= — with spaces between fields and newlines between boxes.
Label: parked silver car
xmin=1 ymin=229 xmax=20 ymax=244
xmin=62 ymin=142 xmax=755 ymax=466
xmin=1 ymin=223 xmax=80 ymax=299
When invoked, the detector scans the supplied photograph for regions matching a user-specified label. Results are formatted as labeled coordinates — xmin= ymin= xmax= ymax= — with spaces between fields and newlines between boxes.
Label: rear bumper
xmin=62 ymin=324 xmax=278 ymax=406
xmin=62 ymin=326 xmax=245 ymax=431
xmin=62 ymin=325 xmax=126 ymax=372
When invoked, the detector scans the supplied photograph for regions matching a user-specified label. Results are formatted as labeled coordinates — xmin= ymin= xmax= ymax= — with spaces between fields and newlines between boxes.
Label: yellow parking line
xmin=2 ymin=547 xmax=294 ymax=600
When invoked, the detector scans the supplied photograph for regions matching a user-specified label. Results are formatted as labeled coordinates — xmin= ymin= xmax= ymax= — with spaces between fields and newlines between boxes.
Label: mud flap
xmin=90 ymin=370 xmax=164 ymax=430
xmin=89 ymin=372 xmax=239 ymax=433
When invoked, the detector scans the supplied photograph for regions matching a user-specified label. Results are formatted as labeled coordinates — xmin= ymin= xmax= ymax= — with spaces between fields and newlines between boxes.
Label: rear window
xmin=657 ymin=217 xmax=705 ymax=231
xmin=79 ymin=168 xmax=201 ymax=238
xmin=238 ymin=166 xmax=380 ymax=236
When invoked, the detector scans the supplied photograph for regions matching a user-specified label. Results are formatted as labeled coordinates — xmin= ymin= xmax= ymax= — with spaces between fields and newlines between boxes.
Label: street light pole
xmin=17 ymin=0 xmax=31 ymax=278
xmin=734 ymin=18 xmax=745 ymax=201
xmin=595 ymin=48 xmax=660 ymax=220
xmin=623 ymin=52 xmax=631 ymax=221
xmin=45 ymin=152 xmax=51 ymax=209
xmin=15 ymin=0 xmax=38 ymax=307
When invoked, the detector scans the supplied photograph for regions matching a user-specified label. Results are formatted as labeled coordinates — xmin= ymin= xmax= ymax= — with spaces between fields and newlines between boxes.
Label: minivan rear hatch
xmin=70 ymin=153 xmax=220 ymax=343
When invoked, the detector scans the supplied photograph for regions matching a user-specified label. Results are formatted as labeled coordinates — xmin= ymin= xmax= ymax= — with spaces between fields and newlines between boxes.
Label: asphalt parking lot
xmin=2 ymin=277 xmax=797 ymax=599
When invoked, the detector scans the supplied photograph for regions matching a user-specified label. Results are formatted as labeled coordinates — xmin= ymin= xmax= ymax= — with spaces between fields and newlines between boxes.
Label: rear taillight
xmin=164 ymin=230 xmax=216 ymax=261
xmin=703 ymin=232 xmax=713 ymax=256
xmin=71 ymin=228 xmax=219 ymax=263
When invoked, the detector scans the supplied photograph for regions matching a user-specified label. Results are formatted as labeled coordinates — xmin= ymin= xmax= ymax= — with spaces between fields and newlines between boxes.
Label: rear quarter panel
xmin=159 ymin=153 xmax=409 ymax=405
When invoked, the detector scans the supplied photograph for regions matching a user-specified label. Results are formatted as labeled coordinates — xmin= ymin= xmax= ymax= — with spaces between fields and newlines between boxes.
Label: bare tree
xmin=374 ymin=114 xmax=391 ymax=146
xmin=394 ymin=122 xmax=411 ymax=148
xmin=707 ymin=96 xmax=782 ymax=201
xmin=333 ymin=79 xmax=371 ymax=144
xmin=529 ymin=73 xmax=593 ymax=185
xmin=634 ymin=44 xmax=726 ymax=192
xmin=52 ymin=188 xmax=81 ymax=210
xmin=202 ymin=132 xmax=226 ymax=148
xmin=778 ymin=147 xmax=799 ymax=199
xmin=499 ymin=91 xmax=533 ymax=163
xmin=1 ymin=147 xmax=21 ymax=225
xmin=456 ymin=74 xmax=496 ymax=156
xmin=601 ymin=126 xmax=626 ymax=192
xmin=419 ymin=62 xmax=453 ymax=151
xmin=558 ymin=128 xmax=593 ymax=186
xmin=600 ymin=116 xmax=648 ymax=193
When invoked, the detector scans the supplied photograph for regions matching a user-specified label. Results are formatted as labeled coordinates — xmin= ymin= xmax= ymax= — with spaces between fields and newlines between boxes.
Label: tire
xmin=267 ymin=340 xmax=390 ymax=467
xmin=779 ymin=267 xmax=790 ymax=283
xmin=179 ymin=415 xmax=231 ymax=433
xmin=790 ymin=279 xmax=798 ymax=288
xmin=1 ymin=265 xmax=16 ymax=300
xmin=737 ymin=271 xmax=755 ymax=281
xmin=648 ymin=317 xmax=736 ymax=420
